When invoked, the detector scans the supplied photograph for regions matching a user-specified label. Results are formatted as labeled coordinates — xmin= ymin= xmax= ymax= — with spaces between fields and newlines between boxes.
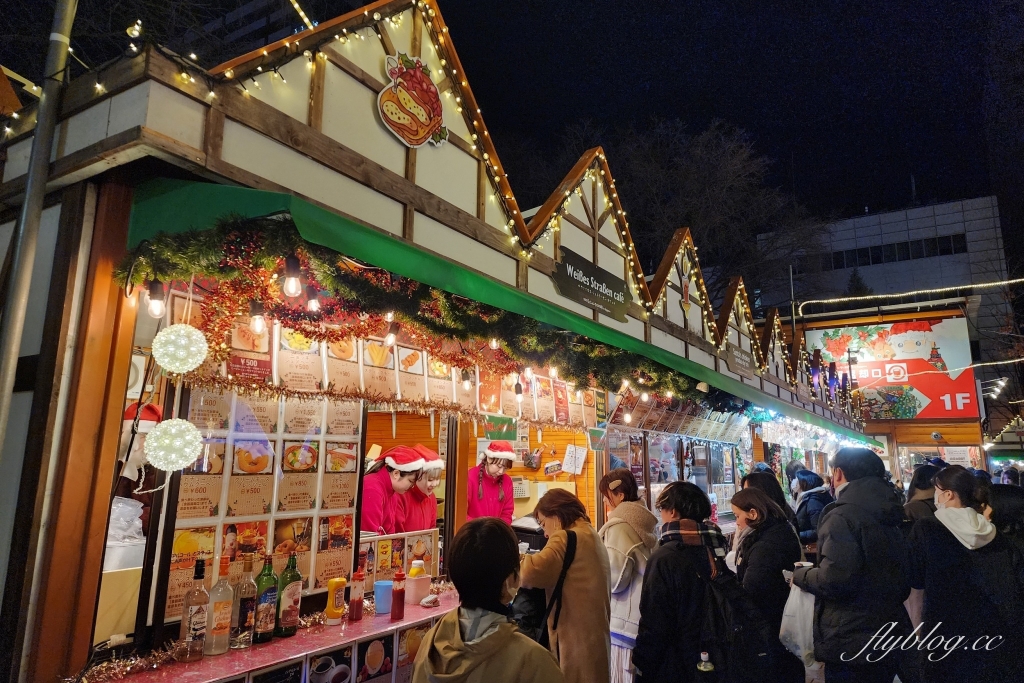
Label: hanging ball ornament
xmin=152 ymin=323 xmax=208 ymax=374
xmin=143 ymin=418 xmax=203 ymax=472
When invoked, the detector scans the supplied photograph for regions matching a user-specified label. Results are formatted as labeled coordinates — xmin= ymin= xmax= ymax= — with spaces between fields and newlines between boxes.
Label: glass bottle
xmin=231 ymin=553 xmax=258 ymax=649
xmin=253 ymin=554 xmax=278 ymax=644
xmin=275 ymin=552 xmax=302 ymax=637
xmin=176 ymin=559 xmax=209 ymax=662
xmin=390 ymin=569 xmax=406 ymax=621
xmin=205 ymin=557 xmax=233 ymax=655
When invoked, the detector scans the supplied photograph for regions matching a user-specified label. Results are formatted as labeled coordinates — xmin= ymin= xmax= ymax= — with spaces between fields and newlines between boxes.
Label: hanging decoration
xmin=144 ymin=418 xmax=204 ymax=472
xmin=377 ymin=53 xmax=448 ymax=148
xmin=151 ymin=323 xmax=209 ymax=374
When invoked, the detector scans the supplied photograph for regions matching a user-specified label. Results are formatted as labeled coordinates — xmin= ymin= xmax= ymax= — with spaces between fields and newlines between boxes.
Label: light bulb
xmin=549 ymin=366 xmax=558 ymax=379
xmin=666 ymin=391 xmax=673 ymax=399
xmin=305 ymin=285 xmax=320 ymax=313
xmin=385 ymin=310 xmax=395 ymax=322
xmin=524 ymin=367 xmax=533 ymax=379
xmin=515 ymin=382 xmax=524 ymax=402
xmin=641 ymin=392 xmax=649 ymax=402
xmin=146 ymin=279 xmax=165 ymax=319
xmin=248 ymin=301 xmax=267 ymax=335
xmin=384 ymin=322 xmax=398 ymax=347
xmin=624 ymin=413 xmax=632 ymax=424
xmin=462 ymin=369 xmax=472 ymax=391
xmin=283 ymin=254 xmax=302 ymax=297
xmin=489 ymin=338 xmax=499 ymax=350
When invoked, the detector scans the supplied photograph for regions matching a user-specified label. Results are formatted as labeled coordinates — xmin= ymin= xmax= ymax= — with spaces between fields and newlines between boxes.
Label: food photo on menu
xmin=357 ymin=636 xmax=393 ymax=683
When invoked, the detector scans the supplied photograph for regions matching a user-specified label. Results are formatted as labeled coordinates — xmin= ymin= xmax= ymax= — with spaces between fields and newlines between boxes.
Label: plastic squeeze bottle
xmin=390 ymin=569 xmax=406 ymax=621
xmin=349 ymin=570 xmax=365 ymax=621
xmin=325 ymin=577 xmax=347 ymax=625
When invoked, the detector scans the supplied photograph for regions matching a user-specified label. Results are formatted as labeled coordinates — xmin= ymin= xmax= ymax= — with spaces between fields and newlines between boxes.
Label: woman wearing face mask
xmin=413 ymin=517 xmax=564 ymax=683
xmin=466 ymin=440 xmax=515 ymax=524
xmin=360 ymin=446 xmax=423 ymax=535
xmin=909 ymin=465 xmax=1024 ymax=683
xmin=597 ymin=469 xmax=657 ymax=683
xmin=395 ymin=444 xmax=445 ymax=533
xmin=904 ymin=464 xmax=941 ymax=522
xmin=521 ymin=489 xmax=611 ymax=683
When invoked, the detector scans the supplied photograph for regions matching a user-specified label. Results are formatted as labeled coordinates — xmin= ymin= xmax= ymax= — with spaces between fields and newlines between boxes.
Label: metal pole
xmin=0 ymin=0 xmax=78 ymax=455
xmin=789 ymin=264 xmax=798 ymax=341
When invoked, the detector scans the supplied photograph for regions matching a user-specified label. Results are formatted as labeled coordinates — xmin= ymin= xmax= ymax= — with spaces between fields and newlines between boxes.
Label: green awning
xmin=129 ymin=178 xmax=879 ymax=447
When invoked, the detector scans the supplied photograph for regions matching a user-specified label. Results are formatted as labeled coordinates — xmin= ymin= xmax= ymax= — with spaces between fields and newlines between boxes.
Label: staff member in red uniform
xmin=395 ymin=444 xmax=445 ymax=532
xmin=361 ymin=446 xmax=424 ymax=535
xmin=467 ymin=440 xmax=515 ymax=524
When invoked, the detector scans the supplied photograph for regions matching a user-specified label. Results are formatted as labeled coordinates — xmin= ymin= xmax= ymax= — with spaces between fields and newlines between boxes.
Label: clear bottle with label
xmin=205 ymin=557 xmax=233 ymax=655
xmin=275 ymin=551 xmax=302 ymax=637
xmin=231 ymin=553 xmax=258 ymax=649
xmin=176 ymin=560 xmax=209 ymax=662
xmin=253 ymin=554 xmax=278 ymax=644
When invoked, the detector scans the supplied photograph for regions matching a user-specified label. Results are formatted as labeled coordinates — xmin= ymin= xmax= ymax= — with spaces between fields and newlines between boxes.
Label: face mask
xmin=501 ymin=573 xmax=521 ymax=604
xmin=934 ymin=490 xmax=945 ymax=510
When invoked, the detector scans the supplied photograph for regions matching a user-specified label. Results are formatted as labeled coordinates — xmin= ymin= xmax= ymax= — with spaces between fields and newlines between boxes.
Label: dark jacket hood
xmin=836 ymin=476 xmax=905 ymax=527
xmin=796 ymin=488 xmax=833 ymax=511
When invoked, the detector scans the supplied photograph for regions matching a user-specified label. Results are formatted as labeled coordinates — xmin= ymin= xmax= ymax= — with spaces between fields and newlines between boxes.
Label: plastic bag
xmin=107 ymin=496 xmax=145 ymax=543
xmin=779 ymin=583 xmax=815 ymax=666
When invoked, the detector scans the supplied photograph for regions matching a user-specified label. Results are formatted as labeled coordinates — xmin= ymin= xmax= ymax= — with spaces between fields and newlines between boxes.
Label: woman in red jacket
xmin=395 ymin=444 xmax=445 ymax=532
xmin=360 ymin=446 xmax=423 ymax=535
xmin=466 ymin=440 xmax=515 ymax=524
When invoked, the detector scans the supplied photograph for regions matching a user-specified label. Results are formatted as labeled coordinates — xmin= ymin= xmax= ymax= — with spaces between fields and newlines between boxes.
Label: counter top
xmin=129 ymin=592 xmax=459 ymax=682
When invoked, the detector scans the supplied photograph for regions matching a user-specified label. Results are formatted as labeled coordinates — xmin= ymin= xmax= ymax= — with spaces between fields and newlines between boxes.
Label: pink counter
xmin=129 ymin=592 xmax=459 ymax=683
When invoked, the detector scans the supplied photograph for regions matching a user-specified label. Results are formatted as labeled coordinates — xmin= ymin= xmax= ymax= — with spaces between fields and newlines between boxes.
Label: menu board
xmin=640 ymin=404 xmax=667 ymax=431
xmin=362 ymin=340 xmax=396 ymax=398
xmin=284 ymin=400 xmax=323 ymax=435
xmin=402 ymin=532 xmax=437 ymax=575
xmin=552 ymin=379 xmax=570 ymax=424
xmin=278 ymin=440 xmax=319 ymax=512
xmin=271 ymin=517 xmax=313 ymax=587
xmin=357 ymin=634 xmax=394 ymax=683
xmin=535 ymin=377 xmax=555 ymax=423
xmin=234 ymin=396 xmax=279 ymax=435
xmin=454 ymin=366 xmax=477 ymax=411
xmin=177 ymin=440 xmax=225 ymax=519
xmin=375 ymin=536 xmax=406 ymax=584
xmin=396 ymin=346 xmax=426 ymax=402
xmin=314 ymin=513 xmax=355 ymax=588
xmin=500 ymin=373 xmax=519 ymax=416
xmin=426 ymin=355 xmax=453 ymax=403
xmin=228 ymin=317 xmax=272 ymax=383
xmin=164 ymin=526 xmax=215 ymax=619
xmin=221 ymin=520 xmax=268 ymax=582
xmin=583 ymin=389 xmax=598 ymax=426
xmin=188 ymin=390 xmax=231 ymax=430
xmin=396 ymin=622 xmax=431 ymax=683
xmin=322 ymin=443 xmax=359 ymax=510
xmin=568 ymin=387 xmax=584 ymax=425
xmin=309 ymin=646 xmax=353 ymax=683
xmin=478 ymin=369 xmax=502 ymax=414
xmin=278 ymin=328 xmax=323 ymax=391
xmin=325 ymin=336 xmax=361 ymax=392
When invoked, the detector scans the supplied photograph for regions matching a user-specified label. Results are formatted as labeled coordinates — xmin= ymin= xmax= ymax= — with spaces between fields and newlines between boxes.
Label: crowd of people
xmin=412 ymin=448 xmax=1024 ymax=683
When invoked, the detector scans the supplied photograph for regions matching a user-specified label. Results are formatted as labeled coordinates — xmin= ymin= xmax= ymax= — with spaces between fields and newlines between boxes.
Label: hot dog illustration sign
xmin=378 ymin=53 xmax=448 ymax=148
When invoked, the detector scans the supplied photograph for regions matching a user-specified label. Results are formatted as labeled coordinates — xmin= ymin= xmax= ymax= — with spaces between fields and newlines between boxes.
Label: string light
xmin=799 ymin=276 xmax=1024 ymax=315
xmin=461 ymin=368 xmax=472 ymax=391
xmin=384 ymin=322 xmax=398 ymax=347
xmin=305 ymin=285 xmax=320 ymax=313
xmin=248 ymin=301 xmax=267 ymax=335
xmin=146 ymin=279 xmax=166 ymax=318
xmin=282 ymin=254 xmax=302 ymax=297
xmin=515 ymin=381 xmax=524 ymax=403
xmin=489 ymin=338 xmax=499 ymax=350
xmin=287 ymin=0 xmax=315 ymax=30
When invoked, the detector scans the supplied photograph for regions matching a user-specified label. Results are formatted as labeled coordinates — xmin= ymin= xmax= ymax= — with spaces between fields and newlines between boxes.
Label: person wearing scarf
xmin=633 ymin=482 xmax=728 ymax=683
xmin=909 ymin=465 xmax=1024 ymax=683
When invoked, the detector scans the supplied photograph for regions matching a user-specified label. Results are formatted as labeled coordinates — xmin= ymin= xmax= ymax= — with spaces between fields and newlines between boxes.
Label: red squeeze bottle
xmin=349 ymin=570 xmax=365 ymax=621
xmin=391 ymin=569 xmax=406 ymax=621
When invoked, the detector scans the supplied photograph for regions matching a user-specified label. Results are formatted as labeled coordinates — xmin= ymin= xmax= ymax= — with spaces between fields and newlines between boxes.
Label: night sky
xmin=434 ymin=0 xmax=992 ymax=217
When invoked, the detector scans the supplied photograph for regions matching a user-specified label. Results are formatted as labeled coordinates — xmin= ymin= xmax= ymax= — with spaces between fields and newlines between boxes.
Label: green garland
xmin=117 ymin=214 xmax=744 ymax=410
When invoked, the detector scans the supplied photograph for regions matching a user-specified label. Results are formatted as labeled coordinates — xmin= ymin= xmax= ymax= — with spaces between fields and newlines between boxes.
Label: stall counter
xmin=127 ymin=591 xmax=459 ymax=682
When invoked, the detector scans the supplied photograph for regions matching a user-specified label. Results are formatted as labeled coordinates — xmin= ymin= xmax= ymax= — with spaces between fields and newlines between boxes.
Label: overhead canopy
xmin=129 ymin=178 xmax=879 ymax=447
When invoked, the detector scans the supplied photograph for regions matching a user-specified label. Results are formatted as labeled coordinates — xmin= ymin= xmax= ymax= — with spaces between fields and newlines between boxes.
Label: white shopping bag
xmin=779 ymin=583 xmax=815 ymax=667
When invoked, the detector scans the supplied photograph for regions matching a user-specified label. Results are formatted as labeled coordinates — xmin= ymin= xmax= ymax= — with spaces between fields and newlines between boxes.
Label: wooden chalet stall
xmin=0 ymin=1 xmax=873 ymax=680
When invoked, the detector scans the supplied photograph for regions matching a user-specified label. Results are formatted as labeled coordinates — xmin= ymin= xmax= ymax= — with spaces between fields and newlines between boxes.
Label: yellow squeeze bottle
xmin=325 ymin=577 xmax=347 ymax=625
xmin=408 ymin=560 xmax=426 ymax=578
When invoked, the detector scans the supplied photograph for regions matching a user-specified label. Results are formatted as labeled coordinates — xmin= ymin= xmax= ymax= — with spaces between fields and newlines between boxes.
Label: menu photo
xmin=222 ymin=520 xmax=268 ymax=582
xmin=583 ymin=389 xmax=598 ymax=426
xmin=395 ymin=622 xmax=431 ymax=683
xmin=278 ymin=328 xmax=323 ymax=391
xmin=277 ymin=440 xmax=319 ymax=512
xmin=374 ymin=536 xmax=405 ymax=584
xmin=315 ymin=513 xmax=355 ymax=588
xmin=227 ymin=439 xmax=275 ymax=516
xmin=165 ymin=526 xmax=215 ymax=621
xmin=325 ymin=336 xmax=361 ymax=392
xmin=323 ymin=442 xmax=358 ymax=510
xmin=478 ymin=369 xmax=501 ymax=414
xmin=362 ymin=339 xmax=397 ymax=399
xmin=187 ymin=389 xmax=231 ymax=431
xmin=535 ymin=376 xmax=555 ymax=423
xmin=358 ymin=540 xmax=375 ymax=593
xmin=356 ymin=634 xmax=394 ymax=683
xmin=403 ymin=532 xmax=436 ymax=575
xmin=552 ymin=378 xmax=570 ymax=425
xmin=309 ymin=645 xmax=353 ymax=683
xmin=396 ymin=346 xmax=427 ymax=402
xmin=425 ymin=355 xmax=454 ymax=403
xmin=500 ymin=373 xmax=519 ymax=417
xmin=234 ymin=395 xmax=280 ymax=435
xmin=271 ymin=517 xmax=313 ymax=587
xmin=177 ymin=437 xmax=225 ymax=519
xmin=227 ymin=316 xmax=272 ymax=384
xmin=568 ymin=386 xmax=585 ymax=425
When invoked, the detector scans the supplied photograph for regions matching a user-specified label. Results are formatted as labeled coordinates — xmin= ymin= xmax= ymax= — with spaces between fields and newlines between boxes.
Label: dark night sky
xmin=434 ymin=0 xmax=992 ymax=217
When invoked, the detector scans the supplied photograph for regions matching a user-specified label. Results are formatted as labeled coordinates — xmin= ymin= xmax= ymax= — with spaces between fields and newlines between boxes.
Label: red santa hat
xmin=383 ymin=445 xmax=425 ymax=472
xmin=484 ymin=440 xmax=516 ymax=462
xmin=123 ymin=402 xmax=163 ymax=433
xmin=889 ymin=321 xmax=933 ymax=335
xmin=414 ymin=444 xmax=445 ymax=471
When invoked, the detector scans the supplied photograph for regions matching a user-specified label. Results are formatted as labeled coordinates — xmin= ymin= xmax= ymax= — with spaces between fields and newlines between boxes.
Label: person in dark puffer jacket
xmin=793 ymin=469 xmax=833 ymax=544
xmin=793 ymin=448 xmax=914 ymax=683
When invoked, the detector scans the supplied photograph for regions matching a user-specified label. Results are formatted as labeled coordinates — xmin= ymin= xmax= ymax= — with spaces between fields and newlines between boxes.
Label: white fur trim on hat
xmin=484 ymin=440 xmax=516 ymax=461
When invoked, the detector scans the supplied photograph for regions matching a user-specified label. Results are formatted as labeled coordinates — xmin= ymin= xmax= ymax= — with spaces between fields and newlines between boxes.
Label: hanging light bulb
xmin=665 ymin=391 xmax=673 ymax=399
xmin=282 ymin=254 xmax=302 ymax=297
xmin=489 ymin=338 xmax=499 ymax=350
xmin=515 ymin=382 xmax=524 ymax=403
xmin=248 ymin=301 xmax=267 ymax=335
xmin=305 ymin=285 xmax=320 ymax=313
xmin=640 ymin=392 xmax=649 ymax=402
xmin=384 ymin=322 xmax=398 ymax=347
xmin=385 ymin=310 xmax=395 ymax=322
xmin=524 ymin=367 xmax=533 ymax=379
xmin=146 ymin=279 xmax=166 ymax=318
xmin=462 ymin=368 xmax=472 ymax=391
xmin=549 ymin=366 xmax=558 ymax=379
xmin=624 ymin=413 xmax=632 ymax=424
xmin=576 ymin=389 xmax=583 ymax=401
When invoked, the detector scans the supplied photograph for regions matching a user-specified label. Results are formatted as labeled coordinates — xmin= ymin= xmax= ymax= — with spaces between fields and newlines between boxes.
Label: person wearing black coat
xmin=731 ymin=488 xmax=802 ymax=634
xmin=793 ymin=470 xmax=833 ymax=544
xmin=792 ymin=448 xmax=914 ymax=683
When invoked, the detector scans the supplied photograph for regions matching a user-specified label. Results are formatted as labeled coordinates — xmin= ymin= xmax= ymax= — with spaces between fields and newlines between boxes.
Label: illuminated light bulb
xmin=305 ymin=285 xmax=320 ymax=313
xmin=515 ymin=382 xmax=524 ymax=403
xmin=282 ymin=254 xmax=302 ymax=297
xmin=225 ymin=69 xmax=234 ymax=79
xmin=462 ymin=368 xmax=472 ymax=391
xmin=146 ymin=279 xmax=166 ymax=318
xmin=524 ymin=367 xmax=533 ymax=379
xmin=189 ymin=52 xmax=198 ymax=60
xmin=640 ymin=392 xmax=649 ymax=402
xmin=621 ymin=378 xmax=630 ymax=388
xmin=576 ymin=389 xmax=583 ymax=401
xmin=665 ymin=391 xmax=673 ymax=399
xmin=248 ymin=301 xmax=267 ymax=335
xmin=126 ymin=20 xmax=142 ymax=38
xmin=385 ymin=310 xmax=395 ymax=322
xmin=549 ymin=366 xmax=558 ymax=379
xmin=623 ymin=413 xmax=632 ymax=424
xmin=384 ymin=322 xmax=398 ymax=347
xmin=489 ymin=338 xmax=499 ymax=350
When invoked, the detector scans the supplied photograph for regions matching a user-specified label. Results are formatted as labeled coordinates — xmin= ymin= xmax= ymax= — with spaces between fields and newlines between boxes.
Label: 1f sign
xmin=939 ymin=393 xmax=972 ymax=411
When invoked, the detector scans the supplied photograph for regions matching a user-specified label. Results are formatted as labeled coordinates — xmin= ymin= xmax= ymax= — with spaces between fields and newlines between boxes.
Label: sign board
xmin=724 ymin=344 xmax=756 ymax=379
xmin=562 ymin=444 xmax=588 ymax=475
xmin=551 ymin=248 xmax=630 ymax=322
xmin=805 ymin=318 xmax=978 ymax=420
xmin=942 ymin=447 xmax=972 ymax=467
xmin=796 ymin=382 xmax=812 ymax=403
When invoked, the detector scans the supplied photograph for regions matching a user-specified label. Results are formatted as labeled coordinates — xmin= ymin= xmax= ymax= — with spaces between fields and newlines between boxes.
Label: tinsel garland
xmin=118 ymin=215 xmax=728 ymax=406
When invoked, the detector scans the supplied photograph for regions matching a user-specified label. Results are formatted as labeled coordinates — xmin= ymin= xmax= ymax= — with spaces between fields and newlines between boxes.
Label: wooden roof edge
xmin=523 ymin=147 xmax=601 ymax=241
xmin=646 ymin=228 xmax=691 ymax=304
xmin=759 ymin=307 xmax=781 ymax=359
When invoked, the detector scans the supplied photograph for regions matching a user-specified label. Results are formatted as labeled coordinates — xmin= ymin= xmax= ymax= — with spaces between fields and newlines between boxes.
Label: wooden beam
xmin=375 ymin=22 xmax=397 ymax=57
xmin=308 ymin=54 xmax=327 ymax=132
xmin=561 ymin=211 xmax=594 ymax=236
xmin=597 ymin=206 xmax=613 ymax=230
xmin=476 ymin=159 xmax=487 ymax=220
xmin=321 ymin=45 xmax=387 ymax=92
xmin=403 ymin=147 xmax=417 ymax=240
xmin=204 ymin=106 xmax=224 ymax=160
xmin=598 ymin=234 xmax=626 ymax=258
xmin=411 ymin=7 xmax=423 ymax=57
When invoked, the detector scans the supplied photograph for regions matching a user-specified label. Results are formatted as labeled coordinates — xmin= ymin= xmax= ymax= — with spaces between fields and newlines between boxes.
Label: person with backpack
xmin=910 ymin=466 xmax=1024 ymax=683
xmin=792 ymin=448 xmax=914 ymax=683
xmin=598 ymin=469 xmax=657 ymax=683
xmin=520 ymin=489 xmax=611 ymax=683
xmin=413 ymin=517 xmax=564 ymax=683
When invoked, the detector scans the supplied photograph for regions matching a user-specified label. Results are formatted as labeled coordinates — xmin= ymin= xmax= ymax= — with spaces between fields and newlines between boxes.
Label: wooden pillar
xmin=25 ymin=173 xmax=136 ymax=681
xmin=752 ymin=427 xmax=765 ymax=463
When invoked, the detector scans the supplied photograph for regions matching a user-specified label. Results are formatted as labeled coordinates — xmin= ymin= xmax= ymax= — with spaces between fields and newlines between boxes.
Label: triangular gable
xmin=648 ymin=228 xmax=719 ymax=344
xmin=759 ymin=308 xmax=796 ymax=384
xmin=715 ymin=277 xmax=765 ymax=368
